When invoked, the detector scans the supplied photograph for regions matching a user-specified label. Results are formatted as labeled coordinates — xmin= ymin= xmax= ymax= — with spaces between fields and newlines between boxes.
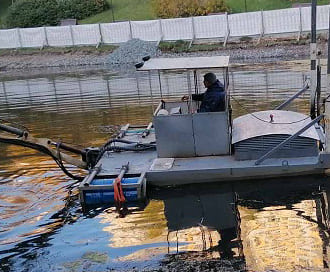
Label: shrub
xmin=6 ymin=0 xmax=59 ymax=28
xmin=58 ymin=0 xmax=109 ymax=21
xmin=5 ymin=0 xmax=109 ymax=28
xmin=152 ymin=0 xmax=228 ymax=18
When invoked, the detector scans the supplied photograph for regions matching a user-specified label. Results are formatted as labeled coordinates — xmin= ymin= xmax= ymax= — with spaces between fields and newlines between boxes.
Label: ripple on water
xmin=1 ymin=63 xmax=329 ymax=271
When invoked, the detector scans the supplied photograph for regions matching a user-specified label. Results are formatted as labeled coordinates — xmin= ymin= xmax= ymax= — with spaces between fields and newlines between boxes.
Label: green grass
xmin=80 ymin=0 xmax=156 ymax=24
xmin=80 ymin=0 xmax=330 ymax=24
xmin=227 ymin=0 xmax=330 ymax=13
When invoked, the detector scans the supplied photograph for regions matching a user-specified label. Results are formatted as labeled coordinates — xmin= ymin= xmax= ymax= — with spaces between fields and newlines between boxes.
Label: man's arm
xmin=191 ymin=93 xmax=204 ymax=101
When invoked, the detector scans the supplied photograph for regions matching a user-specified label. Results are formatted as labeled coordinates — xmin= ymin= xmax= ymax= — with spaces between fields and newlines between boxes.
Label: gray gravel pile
xmin=107 ymin=39 xmax=159 ymax=65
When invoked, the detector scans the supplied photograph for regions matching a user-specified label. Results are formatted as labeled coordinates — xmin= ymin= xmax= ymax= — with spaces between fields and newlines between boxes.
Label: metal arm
xmin=274 ymin=85 xmax=309 ymax=110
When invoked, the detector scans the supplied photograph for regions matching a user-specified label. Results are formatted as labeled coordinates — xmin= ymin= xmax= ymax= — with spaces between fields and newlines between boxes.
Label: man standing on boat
xmin=182 ymin=72 xmax=226 ymax=112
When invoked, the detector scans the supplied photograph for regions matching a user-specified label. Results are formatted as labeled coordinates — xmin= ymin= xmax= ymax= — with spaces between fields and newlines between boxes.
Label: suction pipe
xmin=310 ymin=0 xmax=318 ymax=118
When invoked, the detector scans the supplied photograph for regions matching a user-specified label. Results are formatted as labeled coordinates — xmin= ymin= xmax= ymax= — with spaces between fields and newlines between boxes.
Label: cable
xmin=0 ymin=118 xmax=30 ymax=133
xmin=0 ymin=136 xmax=84 ymax=181
xmin=95 ymin=139 xmax=156 ymax=165
xmin=231 ymin=95 xmax=311 ymax=124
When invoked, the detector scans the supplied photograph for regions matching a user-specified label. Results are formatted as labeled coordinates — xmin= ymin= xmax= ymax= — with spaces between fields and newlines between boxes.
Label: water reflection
xmin=147 ymin=178 xmax=330 ymax=272
xmin=0 ymin=67 xmax=313 ymax=116
xmin=1 ymin=61 xmax=330 ymax=271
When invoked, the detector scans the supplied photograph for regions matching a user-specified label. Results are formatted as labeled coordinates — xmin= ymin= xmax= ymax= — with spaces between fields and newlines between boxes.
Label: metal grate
xmin=234 ymin=134 xmax=318 ymax=160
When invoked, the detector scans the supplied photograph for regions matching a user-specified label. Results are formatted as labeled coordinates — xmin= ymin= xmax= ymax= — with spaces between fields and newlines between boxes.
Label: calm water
xmin=0 ymin=60 xmax=329 ymax=272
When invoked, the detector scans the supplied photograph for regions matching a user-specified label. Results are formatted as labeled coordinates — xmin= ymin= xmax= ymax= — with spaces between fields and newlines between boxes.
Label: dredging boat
xmin=1 ymin=1 xmax=330 ymax=208
xmin=1 ymin=53 xmax=329 ymax=207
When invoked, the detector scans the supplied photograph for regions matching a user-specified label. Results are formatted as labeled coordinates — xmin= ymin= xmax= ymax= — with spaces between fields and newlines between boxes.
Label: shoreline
xmin=0 ymin=39 xmax=327 ymax=78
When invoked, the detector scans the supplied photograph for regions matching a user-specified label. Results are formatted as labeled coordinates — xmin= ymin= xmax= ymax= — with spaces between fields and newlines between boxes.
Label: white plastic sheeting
xmin=72 ymin=24 xmax=101 ymax=45
xmin=46 ymin=26 xmax=73 ymax=47
xmin=263 ymin=8 xmax=300 ymax=34
xmin=100 ymin=22 xmax=131 ymax=44
xmin=131 ymin=20 xmax=161 ymax=41
xmin=301 ymin=6 xmax=330 ymax=32
xmin=0 ymin=29 xmax=20 ymax=49
xmin=229 ymin=11 xmax=262 ymax=37
xmin=1 ymin=5 xmax=330 ymax=49
xmin=193 ymin=15 xmax=227 ymax=39
xmin=316 ymin=5 xmax=329 ymax=30
xmin=20 ymin=27 xmax=46 ymax=48
xmin=161 ymin=17 xmax=194 ymax=41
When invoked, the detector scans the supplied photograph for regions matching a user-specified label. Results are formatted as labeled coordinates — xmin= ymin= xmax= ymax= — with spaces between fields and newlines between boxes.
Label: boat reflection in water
xmin=98 ymin=176 xmax=330 ymax=271
xmin=156 ymin=184 xmax=242 ymax=259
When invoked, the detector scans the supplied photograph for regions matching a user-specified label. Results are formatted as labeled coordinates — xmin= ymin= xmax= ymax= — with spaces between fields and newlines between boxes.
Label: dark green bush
xmin=5 ymin=0 xmax=109 ymax=28
xmin=58 ymin=0 xmax=109 ymax=21
xmin=6 ymin=0 xmax=59 ymax=28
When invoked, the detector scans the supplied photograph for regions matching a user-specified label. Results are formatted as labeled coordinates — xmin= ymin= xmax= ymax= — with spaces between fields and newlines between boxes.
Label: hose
xmin=95 ymin=139 xmax=156 ymax=165
xmin=0 ymin=137 xmax=84 ymax=181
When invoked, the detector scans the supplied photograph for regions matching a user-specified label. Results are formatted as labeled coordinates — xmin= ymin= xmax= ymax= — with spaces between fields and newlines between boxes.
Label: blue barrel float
xmin=79 ymin=173 xmax=146 ymax=206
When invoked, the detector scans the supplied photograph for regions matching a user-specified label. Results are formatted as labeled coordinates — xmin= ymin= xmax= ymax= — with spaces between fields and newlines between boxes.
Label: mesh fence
xmin=131 ymin=20 xmax=161 ymax=42
xmin=263 ymin=8 xmax=300 ymax=34
xmin=229 ymin=11 xmax=262 ymax=37
xmin=100 ymin=22 xmax=131 ymax=44
xmin=0 ymin=5 xmax=329 ymax=49
xmin=193 ymin=15 xmax=227 ymax=39
xmin=0 ymin=29 xmax=20 ymax=49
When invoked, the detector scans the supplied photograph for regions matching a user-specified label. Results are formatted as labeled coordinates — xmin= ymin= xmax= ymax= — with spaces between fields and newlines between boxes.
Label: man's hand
xmin=181 ymin=95 xmax=189 ymax=101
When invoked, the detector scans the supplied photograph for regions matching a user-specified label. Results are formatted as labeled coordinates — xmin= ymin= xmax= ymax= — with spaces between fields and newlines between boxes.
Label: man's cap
xmin=203 ymin=73 xmax=217 ymax=84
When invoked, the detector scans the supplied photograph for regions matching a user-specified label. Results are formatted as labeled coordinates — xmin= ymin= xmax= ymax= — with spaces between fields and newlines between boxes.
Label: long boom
xmin=0 ymin=122 xmax=87 ymax=175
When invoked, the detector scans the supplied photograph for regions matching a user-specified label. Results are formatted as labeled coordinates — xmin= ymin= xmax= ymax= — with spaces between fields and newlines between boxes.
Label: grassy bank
xmin=158 ymin=37 xmax=310 ymax=54
xmin=80 ymin=0 xmax=156 ymax=24
xmin=81 ymin=0 xmax=330 ymax=24
xmin=227 ymin=0 xmax=329 ymax=13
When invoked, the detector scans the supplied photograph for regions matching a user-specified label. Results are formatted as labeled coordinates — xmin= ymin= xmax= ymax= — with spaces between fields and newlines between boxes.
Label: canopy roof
xmin=137 ymin=56 xmax=229 ymax=71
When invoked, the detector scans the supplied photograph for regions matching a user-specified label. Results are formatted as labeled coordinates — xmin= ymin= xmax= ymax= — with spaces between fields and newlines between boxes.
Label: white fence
xmin=0 ymin=5 xmax=329 ymax=49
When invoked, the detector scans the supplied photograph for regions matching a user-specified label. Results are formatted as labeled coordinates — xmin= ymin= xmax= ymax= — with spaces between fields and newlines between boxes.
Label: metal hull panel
xmin=96 ymin=150 xmax=323 ymax=186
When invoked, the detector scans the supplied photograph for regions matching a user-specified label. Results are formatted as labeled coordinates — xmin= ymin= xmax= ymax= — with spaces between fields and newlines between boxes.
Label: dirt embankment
xmin=0 ymin=38 xmax=328 ymax=76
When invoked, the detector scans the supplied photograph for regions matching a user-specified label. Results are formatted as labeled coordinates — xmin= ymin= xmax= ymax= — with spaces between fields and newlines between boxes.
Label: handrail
xmin=274 ymin=85 xmax=309 ymax=110
xmin=255 ymin=114 xmax=323 ymax=165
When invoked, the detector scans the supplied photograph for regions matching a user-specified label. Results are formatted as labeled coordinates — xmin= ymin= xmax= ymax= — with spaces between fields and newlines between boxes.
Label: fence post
xmin=158 ymin=19 xmax=164 ymax=45
xmin=16 ymin=28 xmax=22 ymax=49
xmin=129 ymin=21 xmax=133 ymax=40
xmin=189 ymin=17 xmax=196 ymax=48
xmin=297 ymin=6 xmax=303 ymax=41
xmin=224 ymin=12 xmax=230 ymax=47
xmin=43 ymin=27 xmax=49 ymax=49
xmin=97 ymin=24 xmax=103 ymax=48
xmin=258 ymin=10 xmax=265 ymax=44
xmin=69 ymin=25 xmax=75 ymax=46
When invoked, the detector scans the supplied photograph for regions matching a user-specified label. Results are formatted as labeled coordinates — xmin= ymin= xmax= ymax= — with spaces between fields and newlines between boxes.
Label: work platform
xmin=78 ymin=56 xmax=330 ymax=206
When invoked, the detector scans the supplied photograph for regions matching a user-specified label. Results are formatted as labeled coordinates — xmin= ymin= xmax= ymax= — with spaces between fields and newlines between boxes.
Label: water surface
xmin=0 ymin=61 xmax=329 ymax=271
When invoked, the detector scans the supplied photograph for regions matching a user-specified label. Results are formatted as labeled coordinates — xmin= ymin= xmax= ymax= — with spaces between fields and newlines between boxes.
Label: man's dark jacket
xmin=191 ymin=80 xmax=226 ymax=112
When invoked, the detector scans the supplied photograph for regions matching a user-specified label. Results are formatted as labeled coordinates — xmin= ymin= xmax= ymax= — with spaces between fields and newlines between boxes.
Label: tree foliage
xmin=152 ymin=0 xmax=228 ymax=18
xmin=5 ymin=0 xmax=109 ymax=28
